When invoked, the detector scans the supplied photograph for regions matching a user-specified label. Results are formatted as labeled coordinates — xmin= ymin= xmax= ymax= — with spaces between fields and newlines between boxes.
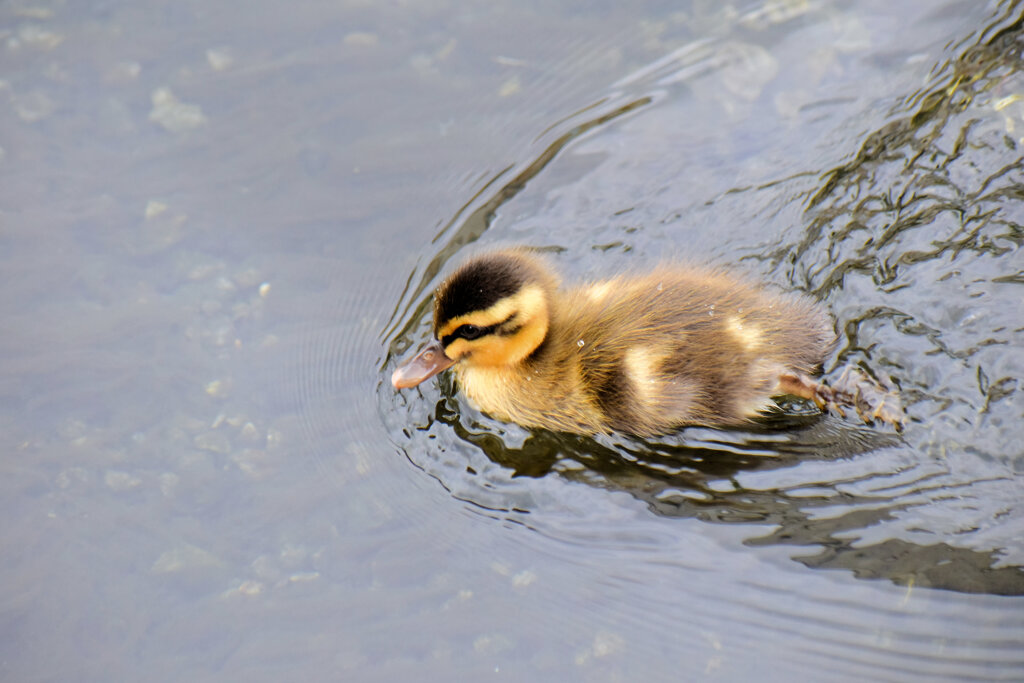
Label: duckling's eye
xmin=458 ymin=324 xmax=484 ymax=340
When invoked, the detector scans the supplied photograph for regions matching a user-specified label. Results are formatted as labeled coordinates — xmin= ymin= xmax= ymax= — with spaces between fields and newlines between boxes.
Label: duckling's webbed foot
xmin=776 ymin=371 xmax=845 ymax=417
xmin=777 ymin=368 xmax=905 ymax=431
xmin=827 ymin=366 xmax=906 ymax=430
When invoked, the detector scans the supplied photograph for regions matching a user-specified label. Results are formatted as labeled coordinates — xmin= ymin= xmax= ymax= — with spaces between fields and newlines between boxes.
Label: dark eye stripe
xmin=440 ymin=314 xmax=516 ymax=348
xmin=496 ymin=322 xmax=522 ymax=337
xmin=441 ymin=324 xmax=491 ymax=348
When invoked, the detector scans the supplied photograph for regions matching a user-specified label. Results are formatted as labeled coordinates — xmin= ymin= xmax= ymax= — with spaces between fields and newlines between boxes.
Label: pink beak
xmin=391 ymin=340 xmax=456 ymax=389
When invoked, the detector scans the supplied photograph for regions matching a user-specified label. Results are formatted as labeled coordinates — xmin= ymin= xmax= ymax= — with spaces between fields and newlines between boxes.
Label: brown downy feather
xmin=397 ymin=249 xmax=836 ymax=436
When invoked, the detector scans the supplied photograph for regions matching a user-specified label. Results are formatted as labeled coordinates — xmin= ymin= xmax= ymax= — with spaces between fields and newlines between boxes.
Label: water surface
xmin=2 ymin=0 xmax=1023 ymax=680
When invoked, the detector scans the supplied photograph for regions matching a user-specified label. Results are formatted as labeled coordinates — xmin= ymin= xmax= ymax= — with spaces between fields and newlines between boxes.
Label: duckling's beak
xmin=391 ymin=340 xmax=455 ymax=389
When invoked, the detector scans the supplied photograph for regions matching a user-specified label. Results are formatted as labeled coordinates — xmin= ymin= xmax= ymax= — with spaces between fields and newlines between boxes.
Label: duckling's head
xmin=392 ymin=250 xmax=557 ymax=389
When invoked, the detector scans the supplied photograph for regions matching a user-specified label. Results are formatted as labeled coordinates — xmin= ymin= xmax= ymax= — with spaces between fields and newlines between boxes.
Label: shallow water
xmin=3 ymin=0 xmax=1023 ymax=680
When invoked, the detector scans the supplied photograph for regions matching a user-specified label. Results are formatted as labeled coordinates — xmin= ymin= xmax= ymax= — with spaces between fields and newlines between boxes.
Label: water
xmin=3 ymin=0 xmax=1023 ymax=680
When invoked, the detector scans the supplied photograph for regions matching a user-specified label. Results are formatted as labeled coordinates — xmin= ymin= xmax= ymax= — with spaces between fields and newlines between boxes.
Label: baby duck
xmin=392 ymin=248 xmax=839 ymax=436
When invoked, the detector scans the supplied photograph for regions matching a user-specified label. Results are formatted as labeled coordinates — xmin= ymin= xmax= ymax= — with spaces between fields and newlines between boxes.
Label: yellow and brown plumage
xmin=392 ymin=248 xmax=843 ymax=436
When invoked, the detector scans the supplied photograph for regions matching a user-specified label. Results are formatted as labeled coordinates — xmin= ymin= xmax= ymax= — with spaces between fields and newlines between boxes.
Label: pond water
xmin=2 ymin=0 xmax=1023 ymax=680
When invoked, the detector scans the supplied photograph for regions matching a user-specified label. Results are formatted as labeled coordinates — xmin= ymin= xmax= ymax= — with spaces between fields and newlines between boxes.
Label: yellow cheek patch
xmin=438 ymin=285 xmax=547 ymax=338
xmin=726 ymin=315 xmax=763 ymax=351
xmin=444 ymin=305 xmax=549 ymax=366
xmin=466 ymin=323 xmax=545 ymax=366
xmin=445 ymin=338 xmax=471 ymax=360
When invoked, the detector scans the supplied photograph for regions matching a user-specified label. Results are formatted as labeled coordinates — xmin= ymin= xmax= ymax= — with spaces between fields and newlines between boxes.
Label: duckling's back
xmin=543 ymin=267 xmax=835 ymax=435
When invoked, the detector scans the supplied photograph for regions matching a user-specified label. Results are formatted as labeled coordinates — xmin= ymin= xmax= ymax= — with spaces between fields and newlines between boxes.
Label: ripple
xmin=376 ymin=3 xmax=1024 ymax=679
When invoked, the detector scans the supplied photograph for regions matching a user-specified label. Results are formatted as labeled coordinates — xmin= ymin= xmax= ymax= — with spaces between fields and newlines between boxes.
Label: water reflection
xmin=407 ymin=389 xmax=1024 ymax=595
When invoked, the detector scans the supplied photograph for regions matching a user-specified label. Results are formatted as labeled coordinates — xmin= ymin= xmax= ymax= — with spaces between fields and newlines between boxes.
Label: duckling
xmin=392 ymin=248 xmax=878 ymax=436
